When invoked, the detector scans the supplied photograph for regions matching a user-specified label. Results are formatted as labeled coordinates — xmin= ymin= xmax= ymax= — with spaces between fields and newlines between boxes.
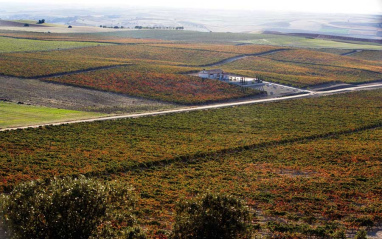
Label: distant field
xmin=147 ymin=43 xmax=285 ymax=54
xmin=221 ymin=58 xmax=381 ymax=87
xmin=220 ymin=49 xmax=382 ymax=87
xmin=240 ymin=35 xmax=382 ymax=50
xmin=45 ymin=66 xmax=261 ymax=104
xmin=0 ymin=36 xmax=110 ymax=53
xmin=90 ymin=30 xmax=382 ymax=49
xmin=0 ymin=43 xmax=281 ymax=78
xmin=349 ymin=50 xmax=382 ymax=61
xmin=263 ymin=49 xmax=382 ymax=72
xmin=0 ymin=102 xmax=103 ymax=129
xmin=0 ymin=51 xmax=129 ymax=78
xmin=0 ymin=31 xmax=169 ymax=44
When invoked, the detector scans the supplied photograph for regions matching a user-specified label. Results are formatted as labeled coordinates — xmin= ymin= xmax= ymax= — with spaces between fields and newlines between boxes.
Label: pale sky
xmin=2 ymin=0 xmax=382 ymax=14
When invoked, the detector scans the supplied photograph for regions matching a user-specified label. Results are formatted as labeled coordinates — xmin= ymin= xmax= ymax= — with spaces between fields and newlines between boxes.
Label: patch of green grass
xmin=0 ymin=36 xmax=111 ymax=53
xmin=0 ymin=102 xmax=104 ymax=129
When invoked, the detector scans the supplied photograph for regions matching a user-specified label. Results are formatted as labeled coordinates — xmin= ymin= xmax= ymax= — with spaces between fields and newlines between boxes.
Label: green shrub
xmin=0 ymin=176 xmax=145 ymax=239
xmin=171 ymin=193 xmax=253 ymax=239
xmin=355 ymin=229 xmax=368 ymax=239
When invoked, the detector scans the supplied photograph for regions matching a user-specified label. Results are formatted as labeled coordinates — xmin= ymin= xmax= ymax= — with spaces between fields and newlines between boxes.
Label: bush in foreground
xmin=171 ymin=193 xmax=253 ymax=239
xmin=0 ymin=176 xmax=145 ymax=239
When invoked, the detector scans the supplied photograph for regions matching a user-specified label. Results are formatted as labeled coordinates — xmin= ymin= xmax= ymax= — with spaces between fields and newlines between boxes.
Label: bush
xmin=0 ymin=176 xmax=145 ymax=239
xmin=171 ymin=193 xmax=253 ymax=239
xmin=355 ymin=229 xmax=368 ymax=239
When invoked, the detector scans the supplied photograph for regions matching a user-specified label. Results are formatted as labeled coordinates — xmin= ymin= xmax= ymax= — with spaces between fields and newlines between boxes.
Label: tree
xmin=171 ymin=193 xmax=253 ymax=239
xmin=38 ymin=19 xmax=45 ymax=24
xmin=355 ymin=229 xmax=368 ymax=239
xmin=0 ymin=176 xmax=145 ymax=239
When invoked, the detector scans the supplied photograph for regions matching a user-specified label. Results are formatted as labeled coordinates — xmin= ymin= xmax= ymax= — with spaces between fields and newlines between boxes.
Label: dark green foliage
xmin=355 ymin=229 xmax=368 ymax=239
xmin=171 ymin=193 xmax=253 ymax=239
xmin=0 ymin=176 xmax=145 ymax=239
xmin=331 ymin=229 xmax=347 ymax=239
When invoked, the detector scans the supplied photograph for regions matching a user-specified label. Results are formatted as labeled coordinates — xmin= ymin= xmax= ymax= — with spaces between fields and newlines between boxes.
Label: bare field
xmin=0 ymin=76 xmax=177 ymax=114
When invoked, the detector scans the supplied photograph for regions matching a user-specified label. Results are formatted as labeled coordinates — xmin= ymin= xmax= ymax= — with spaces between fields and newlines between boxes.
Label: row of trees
xmin=98 ymin=25 xmax=184 ymax=30
xmin=0 ymin=176 xmax=252 ymax=239
xmin=135 ymin=26 xmax=184 ymax=30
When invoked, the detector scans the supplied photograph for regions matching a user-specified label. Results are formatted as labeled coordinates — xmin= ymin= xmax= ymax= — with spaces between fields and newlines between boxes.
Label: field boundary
xmin=0 ymin=64 xmax=131 ymax=79
xmin=73 ymin=122 xmax=381 ymax=177
xmin=258 ymin=56 xmax=382 ymax=75
xmin=180 ymin=49 xmax=290 ymax=67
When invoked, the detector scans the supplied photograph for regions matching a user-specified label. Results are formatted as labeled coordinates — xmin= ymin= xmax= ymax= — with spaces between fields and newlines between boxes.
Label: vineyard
xmin=45 ymin=66 xmax=260 ymax=104
xmin=263 ymin=49 xmax=382 ymax=72
xmin=222 ymin=55 xmax=382 ymax=87
xmin=0 ymin=89 xmax=381 ymax=236
xmin=350 ymin=50 xmax=382 ymax=62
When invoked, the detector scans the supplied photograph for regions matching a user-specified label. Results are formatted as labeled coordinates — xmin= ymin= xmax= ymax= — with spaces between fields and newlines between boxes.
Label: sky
xmin=1 ymin=0 xmax=381 ymax=14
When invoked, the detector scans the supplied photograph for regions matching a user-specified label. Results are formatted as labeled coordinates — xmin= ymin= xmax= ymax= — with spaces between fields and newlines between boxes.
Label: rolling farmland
xmin=1 ymin=89 xmax=381 ymax=237
xmin=1 ymin=25 xmax=382 ymax=238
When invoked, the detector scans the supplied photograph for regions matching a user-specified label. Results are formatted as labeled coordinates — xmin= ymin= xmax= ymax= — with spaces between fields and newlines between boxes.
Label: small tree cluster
xmin=0 ymin=176 xmax=145 ymax=239
xmin=171 ymin=193 xmax=253 ymax=239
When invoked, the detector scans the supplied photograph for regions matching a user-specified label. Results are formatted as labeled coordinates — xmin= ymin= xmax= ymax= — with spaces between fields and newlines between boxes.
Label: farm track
xmin=341 ymin=49 xmax=361 ymax=56
xmin=180 ymin=49 xmax=290 ymax=67
xmin=1 ymin=82 xmax=382 ymax=132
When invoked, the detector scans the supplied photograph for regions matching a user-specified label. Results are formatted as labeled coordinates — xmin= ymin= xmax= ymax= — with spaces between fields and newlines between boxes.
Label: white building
xmin=198 ymin=69 xmax=229 ymax=80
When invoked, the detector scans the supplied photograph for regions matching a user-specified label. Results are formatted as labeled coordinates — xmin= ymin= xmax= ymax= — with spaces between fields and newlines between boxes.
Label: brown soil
xmin=0 ymin=76 xmax=176 ymax=114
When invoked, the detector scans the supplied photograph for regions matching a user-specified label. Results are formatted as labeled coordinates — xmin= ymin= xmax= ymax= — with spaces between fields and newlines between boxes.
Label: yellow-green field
xmin=0 ymin=102 xmax=103 ymax=129
xmin=0 ymin=36 xmax=111 ymax=53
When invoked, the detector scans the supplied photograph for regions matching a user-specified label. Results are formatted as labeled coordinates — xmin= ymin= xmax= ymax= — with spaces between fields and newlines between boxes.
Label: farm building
xmin=198 ymin=69 xmax=229 ymax=80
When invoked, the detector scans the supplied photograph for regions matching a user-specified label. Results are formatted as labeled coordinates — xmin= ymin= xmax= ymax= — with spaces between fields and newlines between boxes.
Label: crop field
xmin=0 ymin=101 xmax=103 ymax=128
xmin=350 ymin=50 xmax=382 ymax=62
xmin=147 ymin=43 xmax=285 ymax=54
xmin=118 ymin=127 xmax=382 ymax=236
xmin=1 ymin=89 xmax=381 ymax=189
xmin=58 ymin=44 xmax=238 ymax=65
xmin=0 ymin=44 xmax=240 ymax=78
xmin=263 ymin=49 xmax=382 ymax=72
xmin=242 ymin=35 xmax=382 ymax=50
xmin=45 ymin=66 xmax=260 ymax=104
xmin=0 ymin=53 xmax=127 ymax=78
xmin=0 ymin=32 xmax=167 ymax=44
xmin=0 ymin=36 xmax=110 ymax=53
xmin=222 ymin=55 xmax=382 ymax=87
xmin=0 ymin=89 xmax=381 ymax=236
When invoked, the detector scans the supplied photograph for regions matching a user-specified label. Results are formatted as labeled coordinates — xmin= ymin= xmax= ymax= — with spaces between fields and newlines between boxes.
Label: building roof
xmin=200 ymin=69 xmax=223 ymax=74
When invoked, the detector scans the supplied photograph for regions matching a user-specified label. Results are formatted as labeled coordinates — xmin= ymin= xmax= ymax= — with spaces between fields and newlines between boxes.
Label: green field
xmin=0 ymin=36 xmax=111 ymax=53
xmin=0 ymin=102 xmax=103 ymax=128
